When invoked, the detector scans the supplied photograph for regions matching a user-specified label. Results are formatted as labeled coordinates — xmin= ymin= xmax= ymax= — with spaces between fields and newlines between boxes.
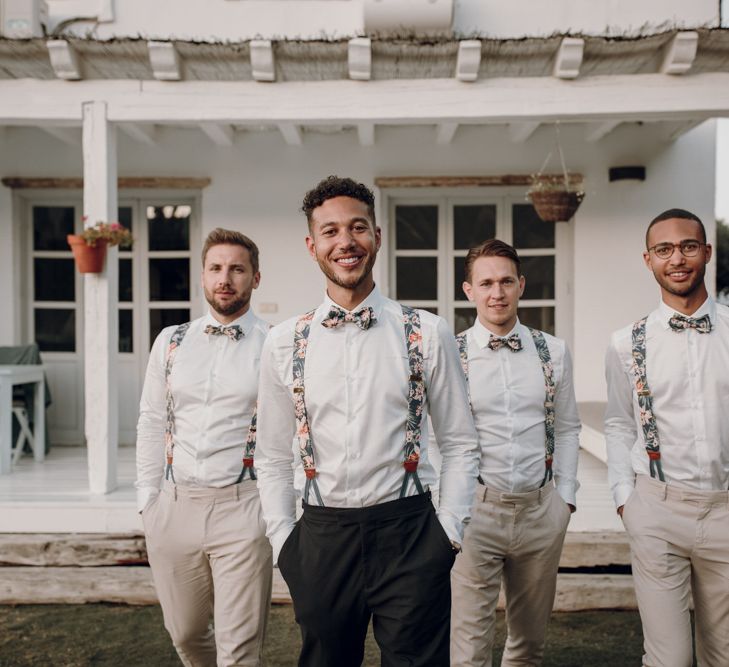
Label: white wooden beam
xmin=46 ymin=40 xmax=82 ymax=80
xmin=553 ymin=37 xmax=584 ymax=80
xmin=250 ymin=40 xmax=275 ymax=82
xmin=199 ymin=122 xmax=235 ymax=146
xmin=2 ymin=74 xmax=729 ymax=125
xmin=455 ymin=40 xmax=481 ymax=82
xmin=40 ymin=126 xmax=80 ymax=145
xmin=82 ymin=100 xmax=118 ymax=495
xmin=585 ymin=120 xmax=621 ymax=143
xmin=118 ymin=123 xmax=157 ymax=145
xmin=659 ymin=119 xmax=705 ymax=142
xmin=278 ymin=123 xmax=302 ymax=146
xmin=435 ymin=122 xmax=458 ymax=144
xmin=348 ymin=38 xmax=371 ymax=81
xmin=147 ymin=41 xmax=181 ymax=81
xmin=357 ymin=122 xmax=375 ymax=146
xmin=508 ymin=121 xmax=540 ymax=143
xmin=660 ymin=31 xmax=699 ymax=75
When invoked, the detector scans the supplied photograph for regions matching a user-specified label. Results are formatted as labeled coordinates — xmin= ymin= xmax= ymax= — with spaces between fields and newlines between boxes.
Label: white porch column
xmin=82 ymin=100 xmax=119 ymax=494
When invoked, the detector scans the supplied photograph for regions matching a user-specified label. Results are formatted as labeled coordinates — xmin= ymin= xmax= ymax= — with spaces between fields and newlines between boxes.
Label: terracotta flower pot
xmin=67 ymin=235 xmax=108 ymax=273
xmin=528 ymin=189 xmax=585 ymax=223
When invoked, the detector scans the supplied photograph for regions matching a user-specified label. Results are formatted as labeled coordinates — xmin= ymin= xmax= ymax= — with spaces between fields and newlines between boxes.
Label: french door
xmin=28 ymin=196 xmax=199 ymax=445
xmin=389 ymin=194 xmax=572 ymax=339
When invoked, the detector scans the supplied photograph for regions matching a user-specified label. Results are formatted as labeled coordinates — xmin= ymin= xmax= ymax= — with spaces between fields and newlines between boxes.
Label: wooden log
xmin=0 ymin=531 xmax=632 ymax=568
xmin=0 ymin=533 xmax=148 ymax=566
xmin=0 ymin=566 xmax=637 ymax=609
xmin=560 ymin=531 xmax=630 ymax=568
xmin=0 ymin=566 xmax=158 ymax=605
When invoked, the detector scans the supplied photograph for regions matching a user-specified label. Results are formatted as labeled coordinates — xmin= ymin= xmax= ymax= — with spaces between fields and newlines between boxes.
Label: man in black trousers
xmin=255 ymin=175 xmax=480 ymax=666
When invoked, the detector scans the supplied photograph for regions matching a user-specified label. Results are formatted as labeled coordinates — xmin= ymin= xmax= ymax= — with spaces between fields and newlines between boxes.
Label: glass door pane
xmin=145 ymin=203 xmax=193 ymax=346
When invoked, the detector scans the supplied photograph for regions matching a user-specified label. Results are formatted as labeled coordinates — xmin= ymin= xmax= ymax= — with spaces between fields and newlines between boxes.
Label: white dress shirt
xmin=605 ymin=297 xmax=729 ymax=508
xmin=135 ymin=309 xmax=270 ymax=512
xmin=462 ymin=319 xmax=581 ymax=506
xmin=255 ymin=286 xmax=480 ymax=561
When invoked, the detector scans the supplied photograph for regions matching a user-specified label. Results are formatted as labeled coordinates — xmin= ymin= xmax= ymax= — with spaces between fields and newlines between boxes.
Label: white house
xmin=0 ymin=0 xmax=727 ymax=532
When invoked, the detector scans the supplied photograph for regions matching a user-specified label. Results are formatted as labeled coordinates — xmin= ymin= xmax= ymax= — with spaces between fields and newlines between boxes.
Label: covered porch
xmin=1 ymin=28 xmax=728 ymax=510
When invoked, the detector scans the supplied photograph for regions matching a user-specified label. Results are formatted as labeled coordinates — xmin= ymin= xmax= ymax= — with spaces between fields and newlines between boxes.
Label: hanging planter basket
xmin=67 ymin=235 xmax=108 ymax=273
xmin=528 ymin=181 xmax=585 ymax=223
xmin=527 ymin=124 xmax=586 ymax=223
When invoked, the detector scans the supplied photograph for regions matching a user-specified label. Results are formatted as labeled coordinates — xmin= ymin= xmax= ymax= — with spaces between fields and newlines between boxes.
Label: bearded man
xmin=136 ymin=228 xmax=272 ymax=667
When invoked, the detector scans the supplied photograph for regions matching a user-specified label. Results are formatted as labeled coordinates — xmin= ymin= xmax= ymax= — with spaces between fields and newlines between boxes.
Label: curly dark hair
xmin=301 ymin=175 xmax=376 ymax=228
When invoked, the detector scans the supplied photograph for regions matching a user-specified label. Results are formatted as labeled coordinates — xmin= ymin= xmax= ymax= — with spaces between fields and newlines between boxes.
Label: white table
xmin=0 ymin=365 xmax=46 ymax=474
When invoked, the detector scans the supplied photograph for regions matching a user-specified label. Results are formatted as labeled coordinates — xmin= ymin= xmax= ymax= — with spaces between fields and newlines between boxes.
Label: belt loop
xmin=661 ymin=483 xmax=667 ymax=501
xmin=173 ymin=485 xmax=178 ymax=501
xmin=482 ymin=485 xmax=488 ymax=503
xmin=235 ymin=483 xmax=240 ymax=500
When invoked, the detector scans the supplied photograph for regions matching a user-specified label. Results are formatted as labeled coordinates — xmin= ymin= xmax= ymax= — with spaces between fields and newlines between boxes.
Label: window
xmin=391 ymin=196 xmax=558 ymax=335
xmin=32 ymin=206 xmax=78 ymax=352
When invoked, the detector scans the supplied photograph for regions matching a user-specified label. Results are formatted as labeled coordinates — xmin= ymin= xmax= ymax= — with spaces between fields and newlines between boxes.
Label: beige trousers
xmin=142 ymin=481 xmax=273 ymax=667
xmin=451 ymin=482 xmax=570 ymax=667
xmin=622 ymin=474 xmax=729 ymax=667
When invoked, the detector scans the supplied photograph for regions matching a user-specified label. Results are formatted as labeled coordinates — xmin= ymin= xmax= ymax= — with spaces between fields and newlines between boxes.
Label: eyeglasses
xmin=647 ymin=240 xmax=705 ymax=260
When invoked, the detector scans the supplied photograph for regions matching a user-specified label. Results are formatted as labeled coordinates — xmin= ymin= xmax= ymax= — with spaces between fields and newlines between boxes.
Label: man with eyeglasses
xmin=605 ymin=208 xmax=729 ymax=667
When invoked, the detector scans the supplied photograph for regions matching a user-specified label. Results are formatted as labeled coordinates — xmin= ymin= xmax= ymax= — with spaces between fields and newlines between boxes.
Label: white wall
xmin=0 ymin=119 xmax=716 ymax=402
xmin=455 ymin=0 xmax=719 ymax=37
xmin=40 ymin=0 xmax=720 ymax=42
xmin=571 ymin=120 xmax=717 ymax=401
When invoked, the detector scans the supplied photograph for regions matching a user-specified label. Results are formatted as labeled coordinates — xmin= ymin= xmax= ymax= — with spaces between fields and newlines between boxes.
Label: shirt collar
xmin=657 ymin=296 xmax=715 ymax=330
xmin=472 ymin=317 xmax=522 ymax=349
xmin=204 ymin=307 xmax=256 ymax=335
xmin=321 ymin=284 xmax=384 ymax=320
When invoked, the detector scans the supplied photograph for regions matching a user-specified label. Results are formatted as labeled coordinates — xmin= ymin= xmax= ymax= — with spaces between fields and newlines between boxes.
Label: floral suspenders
xmin=456 ymin=327 xmax=556 ymax=486
xmin=163 ymin=322 xmax=259 ymax=484
xmin=630 ymin=317 xmax=665 ymax=481
xmin=292 ymin=304 xmax=426 ymax=506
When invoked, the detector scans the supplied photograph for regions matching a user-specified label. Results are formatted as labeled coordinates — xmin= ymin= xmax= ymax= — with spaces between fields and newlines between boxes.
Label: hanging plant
xmin=67 ymin=219 xmax=134 ymax=274
xmin=527 ymin=124 xmax=585 ymax=223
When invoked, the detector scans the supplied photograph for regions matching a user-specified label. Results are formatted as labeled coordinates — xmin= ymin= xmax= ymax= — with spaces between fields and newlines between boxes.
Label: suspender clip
xmin=637 ymin=389 xmax=651 ymax=397
xmin=409 ymin=374 xmax=422 ymax=382
xmin=293 ymin=387 xmax=304 ymax=394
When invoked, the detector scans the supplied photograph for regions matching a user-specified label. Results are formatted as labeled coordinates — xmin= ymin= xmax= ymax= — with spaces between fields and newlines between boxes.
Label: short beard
xmin=317 ymin=253 xmax=376 ymax=291
xmin=204 ymin=288 xmax=249 ymax=318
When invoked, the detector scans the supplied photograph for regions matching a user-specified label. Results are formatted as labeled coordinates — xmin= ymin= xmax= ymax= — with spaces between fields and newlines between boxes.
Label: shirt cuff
xmin=270 ymin=524 xmax=296 ymax=566
xmin=136 ymin=487 xmax=160 ymax=514
xmin=436 ymin=511 xmax=464 ymax=545
xmin=614 ymin=482 xmax=635 ymax=509
xmin=556 ymin=482 xmax=578 ymax=508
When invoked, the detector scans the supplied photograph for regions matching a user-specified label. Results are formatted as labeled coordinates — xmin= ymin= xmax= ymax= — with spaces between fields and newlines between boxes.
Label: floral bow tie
xmin=204 ymin=324 xmax=244 ymax=341
xmin=668 ymin=313 xmax=712 ymax=334
xmin=321 ymin=305 xmax=377 ymax=331
xmin=487 ymin=333 xmax=523 ymax=352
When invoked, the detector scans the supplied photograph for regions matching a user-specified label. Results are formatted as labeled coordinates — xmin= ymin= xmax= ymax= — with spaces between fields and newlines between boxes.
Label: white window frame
xmin=382 ymin=187 xmax=573 ymax=346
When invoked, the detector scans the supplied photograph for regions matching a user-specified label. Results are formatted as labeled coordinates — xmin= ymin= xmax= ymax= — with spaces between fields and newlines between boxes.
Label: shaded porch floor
xmin=0 ymin=413 xmax=620 ymax=534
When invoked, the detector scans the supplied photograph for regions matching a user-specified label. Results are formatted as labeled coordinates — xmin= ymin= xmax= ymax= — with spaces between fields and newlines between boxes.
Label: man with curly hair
xmin=255 ymin=176 xmax=480 ymax=667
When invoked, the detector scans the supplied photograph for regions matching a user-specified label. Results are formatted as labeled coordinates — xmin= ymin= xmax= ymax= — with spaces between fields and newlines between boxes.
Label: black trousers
xmin=277 ymin=492 xmax=456 ymax=667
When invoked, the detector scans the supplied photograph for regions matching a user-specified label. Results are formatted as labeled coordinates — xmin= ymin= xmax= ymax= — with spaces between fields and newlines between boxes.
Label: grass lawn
xmin=0 ymin=604 xmax=644 ymax=666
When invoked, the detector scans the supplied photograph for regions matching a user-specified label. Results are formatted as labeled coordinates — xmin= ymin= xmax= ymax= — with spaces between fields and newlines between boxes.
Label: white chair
xmin=11 ymin=401 xmax=36 ymax=465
